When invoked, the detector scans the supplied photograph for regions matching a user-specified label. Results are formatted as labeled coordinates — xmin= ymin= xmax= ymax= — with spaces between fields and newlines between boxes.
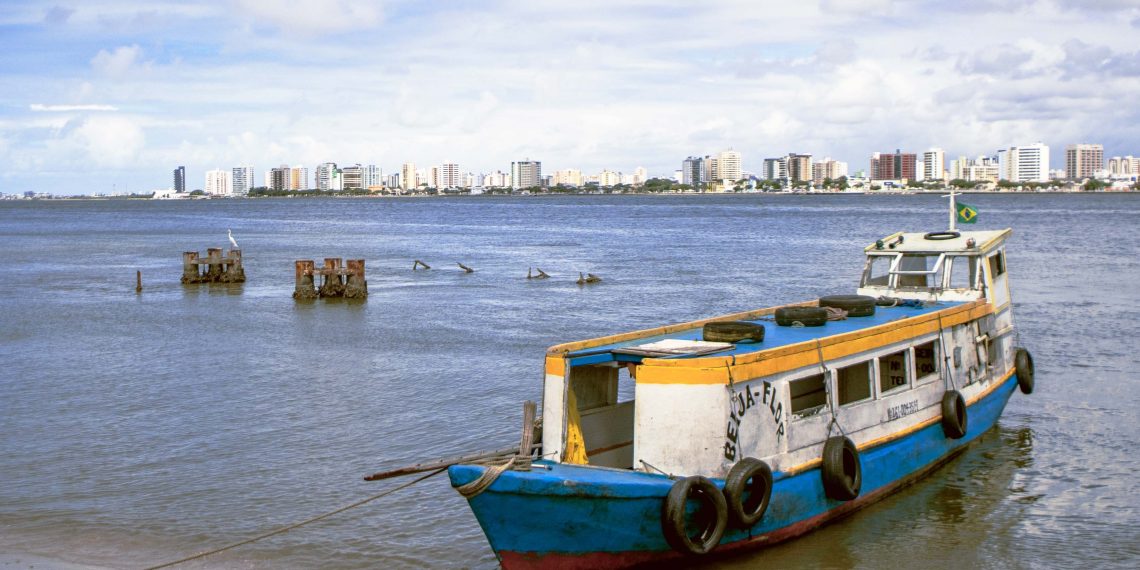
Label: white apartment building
xmin=435 ymin=162 xmax=460 ymax=189
xmin=205 ymin=168 xmax=232 ymax=196
xmin=812 ymin=158 xmax=848 ymax=182
xmin=922 ymin=148 xmax=946 ymax=182
xmin=315 ymin=162 xmax=338 ymax=191
xmin=598 ymin=170 xmax=621 ymax=187
xmin=363 ymin=165 xmax=382 ymax=189
xmin=231 ymin=166 xmax=254 ymax=195
xmin=401 ymin=163 xmax=416 ymax=191
xmin=553 ymin=169 xmax=583 ymax=187
xmin=999 ymin=143 xmax=1050 ymax=183
xmin=718 ymin=150 xmax=742 ymax=183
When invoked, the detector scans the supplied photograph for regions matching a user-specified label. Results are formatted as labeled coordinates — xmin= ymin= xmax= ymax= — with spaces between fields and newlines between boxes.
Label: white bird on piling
xmin=227 ymin=229 xmax=239 ymax=249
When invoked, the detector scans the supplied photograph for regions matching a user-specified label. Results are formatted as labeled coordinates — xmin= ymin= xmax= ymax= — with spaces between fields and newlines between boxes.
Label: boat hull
xmin=448 ymin=372 xmax=1021 ymax=569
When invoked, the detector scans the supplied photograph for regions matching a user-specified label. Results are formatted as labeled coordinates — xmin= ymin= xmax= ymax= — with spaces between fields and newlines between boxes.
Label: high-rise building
xmin=1000 ymin=143 xmax=1050 ymax=183
xmin=270 ymin=165 xmax=290 ymax=191
xmin=173 ymin=166 xmax=186 ymax=193
xmin=681 ymin=157 xmax=704 ymax=187
xmin=923 ymin=148 xmax=946 ymax=182
xmin=511 ymin=160 xmax=542 ymax=190
xmin=436 ymin=162 xmax=460 ymax=189
xmin=315 ymin=162 xmax=338 ymax=191
xmin=718 ymin=150 xmax=742 ymax=182
xmin=401 ymin=163 xmax=416 ymax=191
xmin=632 ymin=166 xmax=648 ymax=186
xmin=553 ymin=169 xmax=583 ymax=187
xmin=231 ymin=166 xmax=254 ymax=195
xmin=870 ymin=150 xmax=917 ymax=181
xmin=598 ymin=170 xmax=621 ymax=187
xmin=289 ymin=166 xmax=309 ymax=190
xmin=205 ymin=168 xmax=231 ymax=196
xmin=812 ymin=158 xmax=848 ymax=182
xmin=1065 ymin=143 xmax=1103 ymax=180
xmin=342 ymin=164 xmax=363 ymax=189
xmin=363 ymin=165 xmax=382 ymax=189
xmin=762 ymin=157 xmax=786 ymax=181
xmin=1108 ymin=156 xmax=1138 ymax=175
xmin=786 ymin=153 xmax=813 ymax=183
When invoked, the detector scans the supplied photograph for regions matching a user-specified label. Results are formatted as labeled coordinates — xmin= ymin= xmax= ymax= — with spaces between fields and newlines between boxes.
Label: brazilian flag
xmin=957 ymin=202 xmax=979 ymax=224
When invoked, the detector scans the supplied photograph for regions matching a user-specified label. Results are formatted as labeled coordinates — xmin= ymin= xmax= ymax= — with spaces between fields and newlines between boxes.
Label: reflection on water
xmin=1 ymin=194 xmax=1139 ymax=569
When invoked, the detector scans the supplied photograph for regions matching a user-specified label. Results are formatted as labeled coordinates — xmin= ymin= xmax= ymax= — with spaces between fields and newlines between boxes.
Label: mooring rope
xmin=455 ymin=456 xmax=516 ymax=498
xmin=144 ymin=467 xmax=446 ymax=570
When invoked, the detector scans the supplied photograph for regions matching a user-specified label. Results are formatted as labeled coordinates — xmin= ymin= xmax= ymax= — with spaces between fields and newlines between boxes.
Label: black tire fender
xmin=723 ymin=458 xmax=773 ymax=528
xmin=819 ymin=294 xmax=877 ymax=317
xmin=821 ymin=436 xmax=861 ymax=501
xmin=775 ymin=306 xmax=829 ymax=327
xmin=661 ymin=476 xmax=728 ymax=555
xmin=703 ymin=321 xmax=765 ymax=344
xmin=941 ymin=390 xmax=968 ymax=439
xmin=924 ymin=231 xmax=961 ymax=240
xmin=1015 ymin=348 xmax=1034 ymax=395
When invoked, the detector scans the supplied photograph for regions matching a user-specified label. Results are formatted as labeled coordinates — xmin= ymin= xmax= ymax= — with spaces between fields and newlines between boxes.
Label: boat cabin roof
xmin=562 ymin=300 xmax=965 ymax=368
xmin=865 ymin=229 xmax=1011 ymax=255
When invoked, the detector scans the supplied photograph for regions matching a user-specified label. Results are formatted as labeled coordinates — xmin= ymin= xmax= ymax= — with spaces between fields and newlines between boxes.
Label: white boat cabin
xmin=542 ymin=229 xmax=1017 ymax=479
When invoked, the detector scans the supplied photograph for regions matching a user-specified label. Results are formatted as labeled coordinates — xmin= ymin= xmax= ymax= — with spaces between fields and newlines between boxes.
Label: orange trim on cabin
xmin=636 ymin=300 xmax=994 ymax=385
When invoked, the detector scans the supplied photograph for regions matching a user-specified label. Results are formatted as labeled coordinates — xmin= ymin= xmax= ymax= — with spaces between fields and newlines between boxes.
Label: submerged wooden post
xmin=413 ymin=260 xmax=431 ymax=270
xmin=222 ymin=249 xmax=246 ymax=283
xmin=136 ymin=270 xmax=142 ymax=293
xmin=205 ymin=248 xmax=224 ymax=282
xmin=344 ymin=259 xmax=368 ymax=299
xmin=181 ymin=251 xmax=201 ymax=284
xmin=319 ymin=257 xmax=345 ymax=298
xmin=457 ymin=262 xmax=474 ymax=273
xmin=293 ymin=260 xmax=318 ymax=300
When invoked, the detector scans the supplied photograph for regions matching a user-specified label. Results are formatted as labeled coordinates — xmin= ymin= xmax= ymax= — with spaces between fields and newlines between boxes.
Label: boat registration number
xmin=887 ymin=399 xmax=920 ymax=421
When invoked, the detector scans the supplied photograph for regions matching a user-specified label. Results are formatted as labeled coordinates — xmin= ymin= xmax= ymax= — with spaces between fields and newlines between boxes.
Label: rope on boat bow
xmin=457 ymin=400 xmax=538 ymax=499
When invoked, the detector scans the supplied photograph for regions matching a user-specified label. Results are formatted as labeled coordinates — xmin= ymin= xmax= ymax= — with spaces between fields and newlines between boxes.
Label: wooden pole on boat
xmin=361 ymin=444 xmax=540 ymax=482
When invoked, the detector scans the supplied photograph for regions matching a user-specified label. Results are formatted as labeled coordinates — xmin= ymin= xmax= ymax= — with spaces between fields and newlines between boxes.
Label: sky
xmin=1 ymin=0 xmax=1139 ymax=195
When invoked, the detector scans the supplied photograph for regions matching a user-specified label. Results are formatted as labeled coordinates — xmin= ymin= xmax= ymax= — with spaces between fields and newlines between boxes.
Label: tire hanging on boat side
xmin=661 ymin=476 xmax=728 ymax=555
xmin=941 ymin=390 xmax=968 ymax=439
xmin=821 ymin=436 xmax=861 ymax=501
xmin=1015 ymin=348 xmax=1035 ymax=395
xmin=723 ymin=457 xmax=773 ymax=528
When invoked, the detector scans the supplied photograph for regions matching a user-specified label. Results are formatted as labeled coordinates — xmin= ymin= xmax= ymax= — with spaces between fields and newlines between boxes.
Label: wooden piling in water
xmin=136 ymin=270 xmax=143 ymax=293
xmin=293 ymin=260 xmax=318 ymax=300
xmin=181 ymin=248 xmax=246 ymax=285
xmin=344 ymin=259 xmax=368 ymax=299
xmin=457 ymin=262 xmax=474 ymax=273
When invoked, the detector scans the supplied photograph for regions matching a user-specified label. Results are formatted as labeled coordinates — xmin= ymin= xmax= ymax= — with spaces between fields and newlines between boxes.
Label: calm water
xmin=1 ymin=194 xmax=1138 ymax=569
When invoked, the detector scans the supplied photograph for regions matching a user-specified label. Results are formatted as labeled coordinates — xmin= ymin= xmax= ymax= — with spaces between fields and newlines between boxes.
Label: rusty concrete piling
xmin=182 ymin=248 xmax=245 ymax=284
xmin=319 ymin=257 xmax=346 ymax=298
xmin=294 ymin=257 xmax=367 ymax=300
xmin=344 ymin=259 xmax=368 ymax=299
xmin=293 ymin=260 xmax=319 ymax=300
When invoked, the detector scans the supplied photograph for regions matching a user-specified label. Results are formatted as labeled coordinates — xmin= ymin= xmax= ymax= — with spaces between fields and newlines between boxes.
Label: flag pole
xmin=948 ymin=189 xmax=957 ymax=231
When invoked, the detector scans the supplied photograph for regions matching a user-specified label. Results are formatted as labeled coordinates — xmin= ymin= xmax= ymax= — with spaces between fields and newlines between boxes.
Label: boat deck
xmin=565 ymin=300 xmax=966 ymax=367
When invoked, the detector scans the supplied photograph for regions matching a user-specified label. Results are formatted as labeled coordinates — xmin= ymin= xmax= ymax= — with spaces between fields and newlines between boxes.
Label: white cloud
xmin=234 ymin=0 xmax=383 ymax=37
xmin=65 ymin=116 xmax=146 ymax=167
xmin=90 ymin=45 xmax=145 ymax=78
xmin=30 ymin=104 xmax=119 ymax=112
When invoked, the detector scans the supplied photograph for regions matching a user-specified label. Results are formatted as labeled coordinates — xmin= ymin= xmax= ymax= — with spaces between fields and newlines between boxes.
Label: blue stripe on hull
xmin=449 ymin=374 xmax=1020 ymax=563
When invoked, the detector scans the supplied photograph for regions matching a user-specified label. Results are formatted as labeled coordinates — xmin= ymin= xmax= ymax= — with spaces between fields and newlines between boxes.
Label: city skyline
xmin=2 ymin=1 xmax=1140 ymax=195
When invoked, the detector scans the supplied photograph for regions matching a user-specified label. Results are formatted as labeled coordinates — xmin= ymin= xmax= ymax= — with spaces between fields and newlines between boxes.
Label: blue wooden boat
xmin=449 ymin=208 xmax=1036 ymax=568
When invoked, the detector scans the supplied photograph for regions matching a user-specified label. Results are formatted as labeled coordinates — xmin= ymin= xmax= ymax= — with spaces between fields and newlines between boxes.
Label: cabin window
xmin=879 ymin=350 xmax=909 ymax=394
xmin=837 ymin=362 xmax=872 ymax=405
xmin=947 ymin=256 xmax=978 ymax=290
xmin=863 ymin=255 xmax=892 ymax=287
xmin=914 ymin=341 xmax=939 ymax=382
xmin=790 ymin=373 xmax=827 ymax=417
xmin=989 ymin=251 xmax=1006 ymax=277
xmin=897 ymin=254 xmax=944 ymax=288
